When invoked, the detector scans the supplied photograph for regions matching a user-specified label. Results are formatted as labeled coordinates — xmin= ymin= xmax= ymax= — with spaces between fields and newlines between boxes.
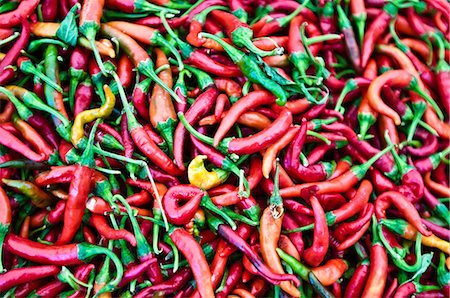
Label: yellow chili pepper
xmin=71 ymin=85 xmax=116 ymax=148
xmin=188 ymin=155 xmax=229 ymax=190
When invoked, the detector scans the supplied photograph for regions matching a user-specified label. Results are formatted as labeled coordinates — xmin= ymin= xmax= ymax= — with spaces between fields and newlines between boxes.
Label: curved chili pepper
xmin=89 ymin=215 xmax=136 ymax=246
xmin=134 ymin=267 xmax=191 ymax=297
xmin=100 ymin=23 xmax=182 ymax=104
xmin=214 ymin=90 xmax=275 ymax=146
xmin=0 ymin=0 xmax=38 ymax=28
xmin=162 ymin=185 xmax=204 ymax=225
xmin=360 ymin=2 xmax=397 ymax=68
xmin=200 ymin=32 xmax=288 ymax=105
xmin=375 ymin=191 xmax=431 ymax=236
xmin=173 ymin=87 xmax=218 ymax=170
xmin=169 ymin=227 xmax=214 ymax=298
xmin=208 ymin=214 xmax=300 ymax=286
xmin=180 ymin=107 xmax=292 ymax=155
xmin=71 ymin=85 xmax=116 ymax=148
xmin=303 ymin=195 xmax=329 ymax=267
xmin=280 ymin=144 xmax=393 ymax=198
xmin=0 ymin=18 xmax=30 ymax=85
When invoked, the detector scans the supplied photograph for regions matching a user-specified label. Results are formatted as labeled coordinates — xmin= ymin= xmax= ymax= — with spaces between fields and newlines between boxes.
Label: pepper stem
xmin=409 ymin=78 xmax=444 ymax=121
xmin=334 ymin=79 xmax=358 ymax=113
xmin=164 ymin=235 xmax=179 ymax=272
xmin=178 ymin=112 xmax=214 ymax=145
xmin=269 ymin=161 xmax=284 ymax=219
xmin=201 ymin=194 xmax=237 ymax=230
xmin=0 ymin=224 xmax=8 ymax=273
xmin=77 ymin=243 xmax=123 ymax=296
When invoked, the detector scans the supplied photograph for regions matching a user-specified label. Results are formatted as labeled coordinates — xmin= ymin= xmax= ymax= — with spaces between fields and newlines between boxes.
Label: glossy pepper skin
xmin=0 ymin=265 xmax=61 ymax=292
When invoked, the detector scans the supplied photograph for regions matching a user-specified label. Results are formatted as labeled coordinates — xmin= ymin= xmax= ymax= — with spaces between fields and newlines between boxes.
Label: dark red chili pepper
xmin=0 ymin=0 xmax=38 ymax=28
xmin=333 ymin=204 xmax=374 ymax=248
xmin=216 ymin=262 xmax=244 ymax=298
xmin=135 ymin=267 xmax=192 ymax=297
xmin=0 ymin=265 xmax=61 ymax=292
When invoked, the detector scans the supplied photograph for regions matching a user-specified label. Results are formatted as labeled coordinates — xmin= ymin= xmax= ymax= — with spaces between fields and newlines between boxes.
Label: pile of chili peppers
xmin=0 ymin=0 xmax=449 ymax=297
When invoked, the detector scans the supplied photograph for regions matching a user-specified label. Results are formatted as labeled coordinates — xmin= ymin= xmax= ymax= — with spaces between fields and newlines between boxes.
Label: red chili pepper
xmin=0 ymin=0 xmax=38 ymax=28
xmin=56 ymin=122 xmax=98 ymax=245
xmin=90 ymin=214 xmax=137 ymax=246
xmin=210 ymin=9 xmax=280 ymax=57
xmin=361 ymin=219 xmax=388 ymax=298
xmin=375 ymin=191 xmax=431 ymax=236
xmin=134 ymin=267 xmax=191 ymax=297
xmin=4 ymin=234 xmax=123 ymax=294
xmin=360 ymin=2 xmax=397 ymax=68
xmin=36 ymin=264 xmax=95 ymax=297
xmin=173 ymin=87 xmax=218 ymax=170
xmin=303 ymin=195 xmax=329 ymax=267
xmin=169 ymin=227 xmax=215 ymax=298
xmin=216 ymin=262 xmax=245 ymax=298
xmin=280 ymin=144 xmax=393 ymax=198
xmin=344 ymin=259 xmax=370 ymax=298
xmin=0 ymin=18 xmax=30 ymax=85
xmin=0 ymin=265 xmax=61 ymax=292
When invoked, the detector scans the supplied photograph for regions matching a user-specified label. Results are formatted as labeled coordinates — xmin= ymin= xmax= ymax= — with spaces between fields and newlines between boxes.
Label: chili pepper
xmin=135 ymin=267 xmax=191 ymax=297
xmin=216 ymin=262 xmax=244 ymax=298
xmin=254 ymin=2 xmax=307 ymax=38
xmin=322 ymin=122 xmax=397 ymax=177
xmin=303 ymin=195 xmax=329 ymax=267
xmin=173 ymin=87 xmax=218 ymax=170
xmin=2 ymin=179 xmax=54 ymax=208
xmin=375 ymin=191 xmax=431 ymax=236
xmin=280 ymin=143 xmax=392 ymax=198
xmin=68 ymin=47 xmax=89 ymax=112
xmin=360 ymin=2 xmax=397 ymax=68
xmin=200 ymin=32 xmax=288 ymax=105
xmin=106 ymin=21 xmax=183 ymax=70
xmin=168 ymin=227 xmax=214 ymax=298
xmin=71 ymin=85 xmax=116 ymax=148
xmin=186 ymin=6 xmax=228 ymax=50
xmin=336 ymin=4 xmax=361 ymax=73
xmin=188 ymin=155 xmax=229 ymax=190
xmin=12 ymin=114 xmax=60 ymax=164
xmin=17 ymin=57 xmax=63 ymax=94
xmin=44 ymin=45 xmax=70 ymax=141
xmin=180 ymin=107 xmax=292 ymax=155
xmin=406 ymin=128 xmax=438 ymax=157
xmin=0 ymin=265 xmax=61 ymax=292
xmin=89 ymin=214 xmax=136 ymax=246
xmin=360 ymin=218 xmax=388 ymax=298
xmin=0 ymin=0 xmax=38 ymax=27
xmin=147 ymin=48 xmax=178 ymax=155
xmin=344 ymin=259 xmax=369 ymax=298
xmin=208 ymin=9 xmax=282 ymax=57
xmin=100 ymin=24 xmax=182 ymax=104
xmin=214 ymin=91 xmax=275 ymax=145
xmin=56 ymin=121 xmax=99 ymax=245
xmin=0 ymin=87 xmax=63 ymax=150
xmin=208 ymin=214 xmax=300 ymax=286
xmin=259 ymin=165 xmax=300 ymax=297
xmin=425 ymin=172 xmax=450 ymax=198
xmin=0 ymin=18 xmax=30 ymax=85
xmin=414 ymin=147 xmax=450 ymax=174
xmin=350 ymin=0 xmax=366 ymax=44
xmin=4 ymin=234 xmax=123 ymax=294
